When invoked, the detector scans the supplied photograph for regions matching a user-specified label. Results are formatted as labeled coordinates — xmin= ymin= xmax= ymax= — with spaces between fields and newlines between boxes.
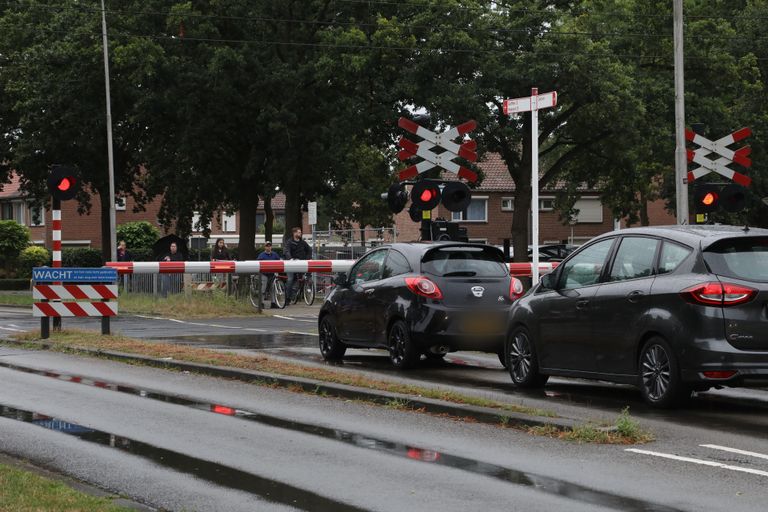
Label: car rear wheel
xmin=319 ymin=316 xmax=346 ymax=361
xmin=388 ymin=320 xmax=420 ymax=369
xmin=638 ymin=337 xmax=690 ymax=408
xmin=506 ymin=327 xmax=548 ymax=388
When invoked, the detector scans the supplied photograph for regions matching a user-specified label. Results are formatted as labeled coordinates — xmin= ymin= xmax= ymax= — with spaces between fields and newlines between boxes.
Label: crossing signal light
xmin=47 ymin=165 xmax=79 ymax=201
xmin=694 ymin=184 xmax=720 ymax=214
xmin=441 ymin=182 xmax=471 ymax=212
xmin=721 ymin=184 xmax=747 ymax=213
xmin=385 ymin=183 xmax=409 ymax=214
xmin=411 ymin=181 xmax=442 ymax=210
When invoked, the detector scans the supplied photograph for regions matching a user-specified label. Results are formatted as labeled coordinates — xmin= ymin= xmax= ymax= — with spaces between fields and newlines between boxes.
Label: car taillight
xmin=405 ymin=277 xmax=443 ymax=300
xmin=509 ymin=277 xmax=524 ymax=300
xmin=701 ymin=370 xmax=738 ymax=380
xmin=680 ymin=282 xmax=757 ymax=307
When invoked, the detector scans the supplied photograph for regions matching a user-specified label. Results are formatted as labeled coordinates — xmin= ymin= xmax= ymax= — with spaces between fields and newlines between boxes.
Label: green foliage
xmin=17 ymin=246 xmax=51 ymax=278
xmin=0 ymin=220 xmax=30 ymax=261
xmin=129 ymin=248 xmax=155 ymax=262
xmin=62 ymin=248 xmax=103 ymax=268
xmin=116 ymin=221 xmax=160 ymax=250
xmin=0 ymin=279 xmax=30 ymax=291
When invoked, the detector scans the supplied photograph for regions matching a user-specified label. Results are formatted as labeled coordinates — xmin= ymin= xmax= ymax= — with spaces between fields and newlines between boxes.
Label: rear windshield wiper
xmin=442 ymin=271 xmax=477 ymax=277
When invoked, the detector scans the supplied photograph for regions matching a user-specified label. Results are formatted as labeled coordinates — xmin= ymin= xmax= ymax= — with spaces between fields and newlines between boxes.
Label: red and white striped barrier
xmin=193 ymin=281 xmax=227 ymax=291
xmin=107 ymin=260 xmax=559 ymax=277
xmin=33 ymin=301 xmax=118 ymax=317
xmin=107 ymin=260 xmax=357 ymax=275
xmin=33 ymin=284 xmax=118 ymax=301
xmin=52 ymin=209 xmax=62 ymax=267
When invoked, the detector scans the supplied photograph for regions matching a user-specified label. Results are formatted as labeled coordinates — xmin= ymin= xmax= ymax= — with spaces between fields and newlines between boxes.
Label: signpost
xmin=397 ymin=117 xmax=478 ymax=183
xmin=33 ymin=267 xmax=118 ymax=338
xmin=686 ymin=127 xmax=752 ymax=186
xmin=503 ymin=88 xmax=558 ymax=285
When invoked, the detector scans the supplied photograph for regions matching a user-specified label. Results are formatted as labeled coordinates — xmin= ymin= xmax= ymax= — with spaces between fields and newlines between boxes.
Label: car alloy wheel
xmin=638 ymin=337 xmax=690 ymax=408
xmin=388 ymin=320 xmax=419 ymax=369
xmin=506 ymin=327 xmax=548 ymax=388
xmin=319 ymin=316 xmax=346 ymax=360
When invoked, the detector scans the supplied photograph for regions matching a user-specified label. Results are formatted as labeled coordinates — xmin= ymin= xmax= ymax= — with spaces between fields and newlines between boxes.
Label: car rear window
xmin=703 ymin=237 xmax=768 ymax=282
xmin=421 ymin=246 xmax=508 ymax=277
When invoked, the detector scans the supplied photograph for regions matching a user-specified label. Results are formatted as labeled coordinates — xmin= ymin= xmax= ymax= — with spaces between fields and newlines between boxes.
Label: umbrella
xmin=152 ymin=234 xmax=189 ymax=260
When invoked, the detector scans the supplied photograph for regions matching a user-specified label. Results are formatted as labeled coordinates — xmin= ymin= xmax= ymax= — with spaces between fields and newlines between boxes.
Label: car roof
xmin=592 ymin=224 xmax=768 ymax=248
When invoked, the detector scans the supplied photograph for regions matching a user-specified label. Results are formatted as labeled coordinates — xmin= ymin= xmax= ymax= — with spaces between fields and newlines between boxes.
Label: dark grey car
xmin=505 ymin=225 xmax=768 ymax=408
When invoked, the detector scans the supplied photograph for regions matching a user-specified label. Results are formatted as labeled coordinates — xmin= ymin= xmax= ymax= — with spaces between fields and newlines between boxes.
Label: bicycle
xmin=274 ymin=272 xmax=315 ymax=307
xmin=247 ymin=273 xmax=287 ymax=309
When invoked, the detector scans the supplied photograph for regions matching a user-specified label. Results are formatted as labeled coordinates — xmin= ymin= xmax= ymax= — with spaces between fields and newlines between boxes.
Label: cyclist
xmin=257 ymin=241 xmax=281 ymax=308
xmin=283 ymin=227 xmax=312 ymax=304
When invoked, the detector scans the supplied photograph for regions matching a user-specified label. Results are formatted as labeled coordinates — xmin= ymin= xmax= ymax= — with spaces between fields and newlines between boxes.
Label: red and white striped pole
xmin=51 ymin=199 xmax=62 ymax=332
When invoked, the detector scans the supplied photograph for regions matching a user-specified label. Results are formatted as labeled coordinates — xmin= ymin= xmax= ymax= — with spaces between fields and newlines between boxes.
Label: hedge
xmin=0 ymin=279 xmax=31 ymax=291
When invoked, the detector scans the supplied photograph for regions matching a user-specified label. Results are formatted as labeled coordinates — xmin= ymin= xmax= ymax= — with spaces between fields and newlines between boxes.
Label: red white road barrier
xmin=194 ymin=281 xmax=228 ymax=291
xmin=32 ymin=301 xmax=118 ymax=317
xmin=397 ymin=117 xmax=478 ymax=182
xmin=33 ymin=284 xmax=118 ymax=300
xmin=686 ymin=127 xmax=752 ymax=186
xmin=107 ymin=260 xmax=558 ymax=277
xmin=52 ymin=209 xmax=62 ymax=267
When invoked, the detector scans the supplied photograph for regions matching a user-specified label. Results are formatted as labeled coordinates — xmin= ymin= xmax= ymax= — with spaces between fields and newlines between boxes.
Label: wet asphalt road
xmin=1 ymin=306 xmax=768 ymax=510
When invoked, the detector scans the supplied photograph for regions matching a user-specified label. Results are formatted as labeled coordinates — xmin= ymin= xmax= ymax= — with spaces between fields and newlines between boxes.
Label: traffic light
xmin=385 ymin=183 xmax=409 ymax=214
xmin=47 ymin=165 xmax=79 ymax=201
xmin=721 ymin=184 xmax=747 ymax=213
xmin=694 ymin=184 xmax=719 ymax=214
xmin=410 ymin=180 xmax=442 ymax=210
xmin=440 ymin=181 xmax=471 ymax=212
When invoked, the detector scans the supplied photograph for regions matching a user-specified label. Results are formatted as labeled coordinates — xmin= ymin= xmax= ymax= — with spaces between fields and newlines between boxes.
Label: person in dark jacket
xmin=211 ymin=238 xmax=231 ymax=261
xmin=283 ymin=227 xmax=312 ymax=303
xmin=159 ymin=242 xmax=185 ymax=296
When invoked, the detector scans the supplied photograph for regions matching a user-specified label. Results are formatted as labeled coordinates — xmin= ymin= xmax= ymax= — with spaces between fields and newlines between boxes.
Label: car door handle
xmin=575 ymin=299 xmax=589 ymax=310
xmin=626 ymin=290 xmax=645 ymax=303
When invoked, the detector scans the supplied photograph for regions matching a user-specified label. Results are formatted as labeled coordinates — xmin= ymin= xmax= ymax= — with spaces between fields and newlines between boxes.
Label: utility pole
xmin=100 ymin=0 xmax=117 ymax=261
xmin=673 ymin=0 xmax=688 ymax=224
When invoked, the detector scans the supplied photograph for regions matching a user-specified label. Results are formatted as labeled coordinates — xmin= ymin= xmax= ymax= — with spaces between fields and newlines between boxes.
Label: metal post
xmin=673 ymin=0 xmax=688 ymax=224
xmin=101 ymin=0 xmax=117 ymax=261
xmin=531 ymin=87 xmax=541 ymax=286
xmin=257 ymin=274 xmax=263 ymax=313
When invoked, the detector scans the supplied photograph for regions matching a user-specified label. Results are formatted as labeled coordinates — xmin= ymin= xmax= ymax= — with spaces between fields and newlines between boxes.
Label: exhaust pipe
xmin=430 ymin=345 xmax=450 ymax=355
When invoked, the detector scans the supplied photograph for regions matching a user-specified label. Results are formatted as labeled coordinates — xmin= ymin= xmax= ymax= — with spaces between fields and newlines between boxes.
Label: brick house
xmin=393 ymin=153 xmax=675 ymax=245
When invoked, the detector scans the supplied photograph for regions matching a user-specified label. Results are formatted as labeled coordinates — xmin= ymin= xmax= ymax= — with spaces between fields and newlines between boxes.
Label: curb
xmin=1 ymin=338 xmax=579 ymax=432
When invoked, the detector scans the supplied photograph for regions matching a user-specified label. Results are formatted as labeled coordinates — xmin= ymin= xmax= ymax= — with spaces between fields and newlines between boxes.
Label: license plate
xmin=462 ymin=315 xmax=504 ymax=335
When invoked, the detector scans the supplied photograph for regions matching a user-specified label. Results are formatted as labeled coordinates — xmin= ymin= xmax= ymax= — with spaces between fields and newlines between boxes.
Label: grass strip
xmin=0 ymin=463 xmax=132 ymax=511
xmin=0 ymin=290 xmax=258 ymax=318
xmin=10 ymin=329 xmax=552 ymax=418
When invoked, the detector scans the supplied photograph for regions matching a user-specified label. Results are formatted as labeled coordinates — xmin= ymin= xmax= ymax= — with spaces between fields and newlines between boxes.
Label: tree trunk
xmin=238 ymin=193 xmax=257 ymax=260
xmin=639 ymin=190 xmax=650 ymax=226
xmin=509 ymin=119 xmax=532 ymax=263
xmin=264 ymin=195 xmax=274 ymax=244
xmin=283 ymin=179 xmax=303 ymax=240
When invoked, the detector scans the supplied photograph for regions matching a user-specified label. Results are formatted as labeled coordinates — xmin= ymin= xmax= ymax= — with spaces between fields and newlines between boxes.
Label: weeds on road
xmin=0 ymin=462 xmax=132 ymax=511
xmin=527 ymin=408 xmax=654 ymax=445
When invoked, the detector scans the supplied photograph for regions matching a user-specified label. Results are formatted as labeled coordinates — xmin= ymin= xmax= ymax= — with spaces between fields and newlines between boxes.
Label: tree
xmin=0 ymin=1 xmax=157 ymax=261
xmin=116 ymin=221 xmax=160 ymax=249
xmin=0 ymin=220 xmax=29 ymax=264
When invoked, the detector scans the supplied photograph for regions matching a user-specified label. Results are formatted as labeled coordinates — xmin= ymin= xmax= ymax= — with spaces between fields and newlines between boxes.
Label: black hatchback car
xmin=505 ymin=225 xmax=768 ymax=408
xmin=319 ymin=242 xmax=523 ymax=368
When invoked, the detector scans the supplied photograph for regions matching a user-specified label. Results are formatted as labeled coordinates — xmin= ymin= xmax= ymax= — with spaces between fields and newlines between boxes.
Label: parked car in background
xmin=319 ymin=242 xmax=525 ymax=368
xmin=495 ymin=243 xmax=578 ymax=262
xmin=504 ymin=225 xmax=768 ymax=407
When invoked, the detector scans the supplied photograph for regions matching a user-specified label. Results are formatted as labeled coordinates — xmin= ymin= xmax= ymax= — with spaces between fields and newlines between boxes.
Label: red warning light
xmin=702 ymin=192 xmax=717 ymax=206
xmin=420 ymin=189 xmax=435 ymax=202
xmin=57 ymin=178 xmax=72 ymax=192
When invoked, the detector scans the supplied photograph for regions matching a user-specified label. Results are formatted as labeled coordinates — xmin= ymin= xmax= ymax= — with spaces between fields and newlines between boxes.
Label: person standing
xmin=159 ymin=241 xmax=185 ymax=296
xmin=283 ymin=227 xmax=312 ymax=304
xmin=116 ymin=240 xmax=133 ymax=262
xmin=257 ymin=241 xmax=281 ymax=307
xmin=211 ymin=238 xmax=231 ymax=261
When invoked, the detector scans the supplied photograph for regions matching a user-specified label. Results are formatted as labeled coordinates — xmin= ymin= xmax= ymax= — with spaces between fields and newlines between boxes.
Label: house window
xmin=28 ymin=204 xmax=44 ymax=226
xmin=191 ymin=211 xmax=210 ymax=232
xmin=221 ymin=213 xmax=237 ymax=232
xmin=572 ymin=197 xmax=604 ymax=223
xmin=2 ymin=201 xmax=26 ymax=223
xmin=115 ymin=196 xmax=126 ymax=211
xmin=451 ymin=198 xmax=488 ymax=222
xmin=539 ymin=197 xmax=555 ymax=211
xmin=501 ymin=197 xmax=514 ymax=212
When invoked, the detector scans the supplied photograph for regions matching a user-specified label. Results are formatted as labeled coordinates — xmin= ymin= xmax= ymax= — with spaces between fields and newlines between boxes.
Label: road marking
xmin=701 ymin=444 xmax=768 ymax=461
xmin=626 ymin=448 xmax=768 ymax=477
xmin=288 ymin=331 xmax=319 ymax=337
xmin=273 ymin=315 xmax=294 ymax=321
xmin=0 ymin=326 xmax=24 ymax=332
xmin=206 ymin=324 xmax=242 ymax=330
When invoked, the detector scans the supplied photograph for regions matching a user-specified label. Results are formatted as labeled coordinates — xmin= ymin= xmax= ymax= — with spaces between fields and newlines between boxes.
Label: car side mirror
xmin=539 ymin=273 xmax=555 ymax=290
xmin=333 ymin=273 xmax=348 ymax=287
